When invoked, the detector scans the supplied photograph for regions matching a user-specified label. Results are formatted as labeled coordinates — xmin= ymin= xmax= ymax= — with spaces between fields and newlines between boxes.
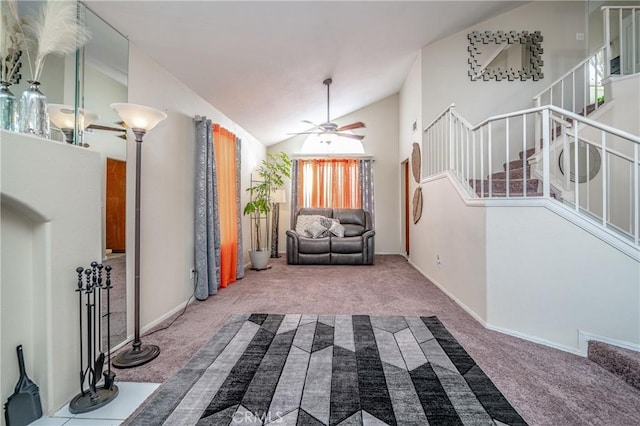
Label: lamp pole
xmin=110 ymin=103 xmax=166 ymax=369
xmin=112 ymin=129 xmax=160 ymax=368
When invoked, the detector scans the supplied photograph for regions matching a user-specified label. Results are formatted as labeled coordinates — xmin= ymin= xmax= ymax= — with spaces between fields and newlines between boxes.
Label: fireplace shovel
xmin=3 ymin=345 xmax=43 ymax=426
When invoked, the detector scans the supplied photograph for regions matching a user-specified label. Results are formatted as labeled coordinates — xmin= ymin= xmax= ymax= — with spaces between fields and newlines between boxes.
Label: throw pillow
xmin=307 ymin=220 xmax=328 ymax=238
xmin=328 ymin=221 xmax=346 ymax=237
xmin=296 ymin=215 xmax=327 ymax=237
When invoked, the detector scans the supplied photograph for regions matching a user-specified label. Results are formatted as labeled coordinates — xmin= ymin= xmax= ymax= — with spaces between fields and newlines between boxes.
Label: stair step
xmin=588 ymin=341 xmax=640 ymax=391
xmin=470 ymin=178 xmax=539 ymax=194
xmin=504 ymin=160 xmax=531 ymax=172
xmin=519 ymin=147 xmax=536 ymax=159
xmin=491 ymin=169 xmax=530 ymax=180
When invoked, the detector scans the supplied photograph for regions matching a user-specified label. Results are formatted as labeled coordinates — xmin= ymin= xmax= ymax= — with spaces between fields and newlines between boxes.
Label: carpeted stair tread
xmin=491 ymin=169 xmax=530 ymax=180
xmin=470 ymin=179 xmax=539 ymax=194
xmin=588 ymin=341 xmax=640 ymax=391
xmin=519 ymin=148 xmax=536 ymax=159
xmin=504 ymin=160 xmax=531 ymax=173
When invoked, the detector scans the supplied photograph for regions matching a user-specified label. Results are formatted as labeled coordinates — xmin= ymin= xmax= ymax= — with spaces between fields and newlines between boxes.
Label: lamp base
xmin=112 ymin=344 xmax=160 ymax=369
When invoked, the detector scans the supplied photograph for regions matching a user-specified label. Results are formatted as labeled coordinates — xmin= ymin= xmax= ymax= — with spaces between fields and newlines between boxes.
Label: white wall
xmin=268 ymin=94 xmax=401 ymax=254
xmin=399 ymin=52 xmax=423 ymax=256
xmin=399 ymin=0 xmax=640 ymax=355
xmin=0 ymin=131 xmax=102 ymax=416
xmin=421 ymin=1 xmax=588 ymax=127
xmin=486 ymin=206 xmax=640 ymax=351
xmin=409 ymin=176 xmax=488 ymax=321
xmin=126 ymin=44 xmax=266 ymax=333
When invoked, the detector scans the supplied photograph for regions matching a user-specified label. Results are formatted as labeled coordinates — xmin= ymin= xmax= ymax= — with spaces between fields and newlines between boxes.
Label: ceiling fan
xmin=290 ymin=78 xmax=366 ymax=142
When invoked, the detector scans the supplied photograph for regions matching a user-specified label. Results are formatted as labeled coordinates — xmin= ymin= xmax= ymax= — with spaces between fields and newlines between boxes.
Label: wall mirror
xmin=78 ymin=3 xmax=130 ymax=351
xmin=468 ymin=30 xmax=544 ymax=81
xmin=559 ymin=142 xmax=602 ymax=183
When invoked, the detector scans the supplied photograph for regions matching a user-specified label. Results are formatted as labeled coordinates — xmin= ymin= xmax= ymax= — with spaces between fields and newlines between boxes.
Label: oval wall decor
xmin=411 ymin=143 xmax=421 ymax=183
xmin=412 ymin=187 xmax=423 ymax=224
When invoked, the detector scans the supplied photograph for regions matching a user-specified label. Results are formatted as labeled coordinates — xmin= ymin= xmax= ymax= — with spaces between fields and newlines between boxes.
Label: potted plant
xmin=243 ymin=152 xmax=292 ymax=269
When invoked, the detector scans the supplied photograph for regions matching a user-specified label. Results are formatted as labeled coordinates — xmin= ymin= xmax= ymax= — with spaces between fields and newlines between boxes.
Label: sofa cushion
xmin=299 ymin=236 xmax=330 ymax=254
xmin=343 ymin=224 xmax=365 ymax=237
xmin=307 ymin=221 xmax=328 ymax=238
xmin=333 ymin=209 xmax=365 ymax=227
xmin=331 ymin=236 xmax=362 ymax=254
xmin=295 ymin=214 xmax=327 ymax=237
xmin=328 ymin=221 xmax=345 ymax=237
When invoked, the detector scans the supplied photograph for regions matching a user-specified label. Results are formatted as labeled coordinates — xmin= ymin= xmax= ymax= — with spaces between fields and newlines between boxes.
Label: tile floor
xmin=31 ymin=382 xmax=159 ymax=426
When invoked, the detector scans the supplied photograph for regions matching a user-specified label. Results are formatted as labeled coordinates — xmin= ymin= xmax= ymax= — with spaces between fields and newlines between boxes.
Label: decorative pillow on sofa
xmin=328 ymin=221 xmax=345 ymax=237
xmin=296 ymin=215 xmax=328 ymax=237
xmin=307 ymin=220 xmax=329 ymax=238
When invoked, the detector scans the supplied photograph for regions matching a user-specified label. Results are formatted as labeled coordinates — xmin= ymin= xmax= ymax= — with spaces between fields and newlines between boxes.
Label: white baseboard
xmin=578 ymin=330 xmax=640 ymax=357
xmin=407 ymin=260 xmax=487 ymax=327
xmin=407 ymin=259 xmax=584 ymax=357
xmin=109 ymin=297 xmax=195 ymax=353
xmin=485 ymin=323 xmax=582 ymax=357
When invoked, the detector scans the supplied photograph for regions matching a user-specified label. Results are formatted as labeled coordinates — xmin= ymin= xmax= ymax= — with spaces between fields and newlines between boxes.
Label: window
xmin=298 ymin=159 xmax=361 ymax=209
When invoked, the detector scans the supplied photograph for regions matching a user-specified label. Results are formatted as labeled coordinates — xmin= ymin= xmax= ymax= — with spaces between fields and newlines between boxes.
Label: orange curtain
xmin=298 ymin=159 xmax=361 ymax=209
xmin=213 ymin=124 xmax=238 ymax=288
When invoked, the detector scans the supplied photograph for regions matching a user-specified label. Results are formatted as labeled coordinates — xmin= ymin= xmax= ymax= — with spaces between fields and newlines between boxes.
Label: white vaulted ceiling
xmin=85 ymin=1 xmax=525 ymax=145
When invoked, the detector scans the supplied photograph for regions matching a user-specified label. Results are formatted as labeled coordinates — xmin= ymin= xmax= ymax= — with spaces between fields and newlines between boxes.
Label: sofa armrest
xmin=286 ymin=230 xmax=300 ymax=264
xmin=362 ymin=230 xmax=375 ymax=265
xmin=364 ymin=211 xmax=373 ymax=231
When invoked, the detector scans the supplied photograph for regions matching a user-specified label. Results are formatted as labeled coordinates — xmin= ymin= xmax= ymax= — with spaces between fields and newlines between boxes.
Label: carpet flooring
xmin=126 ymin=314 xmax=526 ymax=425
xmin=115 ymin=256 xmax=640 ymax=425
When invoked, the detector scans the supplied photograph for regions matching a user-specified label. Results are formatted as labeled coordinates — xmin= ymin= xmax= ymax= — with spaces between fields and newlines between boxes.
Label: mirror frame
xmin=467 ymin=30 xmax=544 ymax=81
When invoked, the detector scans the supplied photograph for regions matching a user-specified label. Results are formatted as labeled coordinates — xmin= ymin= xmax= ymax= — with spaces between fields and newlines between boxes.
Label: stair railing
xmin=603 ymin=6 xmax=640 ymax=77
xmin=423 ymin=104 xmax=640 ymax=246
xmin=533 ymin=45 xmax=606 ymax=115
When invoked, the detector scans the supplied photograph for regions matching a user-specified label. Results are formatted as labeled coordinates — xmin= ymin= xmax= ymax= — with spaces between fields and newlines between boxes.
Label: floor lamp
xmin=111 ymin=103 xmax=167 ymax=369
xmin=271 ymin=189 xmax=286 ymax=258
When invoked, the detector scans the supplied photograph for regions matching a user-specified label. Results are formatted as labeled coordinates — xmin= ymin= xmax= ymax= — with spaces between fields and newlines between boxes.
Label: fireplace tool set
xmin=69 ymin=262 xmax=119 ymax=414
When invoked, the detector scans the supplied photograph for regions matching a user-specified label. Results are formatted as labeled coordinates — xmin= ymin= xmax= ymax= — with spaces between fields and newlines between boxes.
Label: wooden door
xmin=106 ymin=158 xmax=126 ymax=252
xmin=403 ymin=160 xmax=410 ymax=256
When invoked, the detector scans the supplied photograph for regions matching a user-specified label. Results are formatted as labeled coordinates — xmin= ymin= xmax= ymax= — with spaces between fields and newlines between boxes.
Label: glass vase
xmin=17 ymin=81 xmax=50 ymax=138
xmin=0 ymin=81 xmax=16 ymax=131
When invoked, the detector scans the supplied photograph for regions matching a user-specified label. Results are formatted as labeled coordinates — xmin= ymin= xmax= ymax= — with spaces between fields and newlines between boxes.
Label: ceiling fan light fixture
xmin=289 ymin=78 xmax=366 ymax=143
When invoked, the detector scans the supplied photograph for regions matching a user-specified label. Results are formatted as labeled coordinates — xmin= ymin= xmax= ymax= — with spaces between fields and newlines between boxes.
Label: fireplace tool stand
xmin=69 ymin=262 xmax=119 ymax=414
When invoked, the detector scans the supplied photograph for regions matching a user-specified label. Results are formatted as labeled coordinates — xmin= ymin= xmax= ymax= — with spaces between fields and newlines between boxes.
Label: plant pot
xmin=249 ymin=249 xmax=271 ymax=270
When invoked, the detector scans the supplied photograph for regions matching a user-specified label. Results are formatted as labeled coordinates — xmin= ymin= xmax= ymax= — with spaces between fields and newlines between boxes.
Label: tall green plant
xmin=243 ymin=152 xmax=292 ymax=251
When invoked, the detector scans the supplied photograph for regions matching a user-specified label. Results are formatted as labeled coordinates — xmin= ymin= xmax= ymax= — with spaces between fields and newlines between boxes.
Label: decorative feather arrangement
xmin=0 ymin=0 xmax=29 ymax=84
xmin=27 ymin=0 xmax=91 ymax=82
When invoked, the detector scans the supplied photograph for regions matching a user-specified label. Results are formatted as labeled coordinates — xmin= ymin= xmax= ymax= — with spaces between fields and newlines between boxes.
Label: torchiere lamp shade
xmin=111 ymin=103 xmax=167 ymax=132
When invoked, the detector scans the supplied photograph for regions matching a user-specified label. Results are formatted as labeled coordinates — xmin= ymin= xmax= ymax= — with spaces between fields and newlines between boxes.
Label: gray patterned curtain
xmin=359 ymin=159 xmax=375 ymax=227
xmin=194 ymin=118 xmax=221 ymax=300
xmin=235 ymin=136 xmax=244 ymax=279
xmin=290 ymin=159 xmax=300 ymax=229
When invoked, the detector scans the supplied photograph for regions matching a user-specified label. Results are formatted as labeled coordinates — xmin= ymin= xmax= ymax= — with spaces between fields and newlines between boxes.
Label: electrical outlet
xmin=576 ymin=32 xmax=584 ymax=41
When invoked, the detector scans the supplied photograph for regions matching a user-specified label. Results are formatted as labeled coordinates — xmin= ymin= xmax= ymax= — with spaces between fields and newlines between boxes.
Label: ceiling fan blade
xmin=337 ymin=132 xmax=365 ymax=140
xmin=337 ymin=122 xmax=366 ymax=131
xmin=286 ymin=131 xmax=321 ymax=136
xmin=301 ymin=120 xmax=326 ymax=132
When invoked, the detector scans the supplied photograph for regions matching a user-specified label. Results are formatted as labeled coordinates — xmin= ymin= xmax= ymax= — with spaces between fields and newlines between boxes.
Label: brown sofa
xmin=286 ymin=208 xmax=375 ymax=265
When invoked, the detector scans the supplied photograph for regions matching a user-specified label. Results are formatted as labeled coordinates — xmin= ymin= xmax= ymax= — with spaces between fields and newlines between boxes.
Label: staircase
xmin=422 ymin=3 xmax=640 ymax=392
xmin=588 ymin=341 xmax=640 ymax=391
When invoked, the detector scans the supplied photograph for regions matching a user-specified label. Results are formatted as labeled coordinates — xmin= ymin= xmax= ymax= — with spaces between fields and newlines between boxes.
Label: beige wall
xmin=126 ymin=44 xmax=266 ymax=336
xmin=1 ymin=132 xmax=102 ymax=416
xmin=421 ymin=1 xmax=588 ymax=127
xmin=400 ymin=1 xmax=640 ymax=355
xmin=268 ymin=94 xmax=401 ymax=254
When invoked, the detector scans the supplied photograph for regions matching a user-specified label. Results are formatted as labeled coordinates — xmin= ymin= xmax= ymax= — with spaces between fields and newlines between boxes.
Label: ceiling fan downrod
xmin=323 ymin=78 xmax=332 ymax=124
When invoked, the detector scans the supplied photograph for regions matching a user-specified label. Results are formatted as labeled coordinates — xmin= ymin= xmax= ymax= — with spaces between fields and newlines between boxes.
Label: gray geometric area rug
xmin=127 ymin=314 xmax=527 ymax=425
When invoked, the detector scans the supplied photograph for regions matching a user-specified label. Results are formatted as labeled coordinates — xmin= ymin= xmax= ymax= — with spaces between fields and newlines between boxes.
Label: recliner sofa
xmin=286 ymin=208 xmax=375 ymax=265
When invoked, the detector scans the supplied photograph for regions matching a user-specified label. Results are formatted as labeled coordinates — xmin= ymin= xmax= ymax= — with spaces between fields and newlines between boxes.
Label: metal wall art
xmin=468 ymin=30 xmax=543 ymax=81
xmin=411 ymin=143 xmax=421 ymax=183
xmin=413 ymin=187 xmax=423 ymax=224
